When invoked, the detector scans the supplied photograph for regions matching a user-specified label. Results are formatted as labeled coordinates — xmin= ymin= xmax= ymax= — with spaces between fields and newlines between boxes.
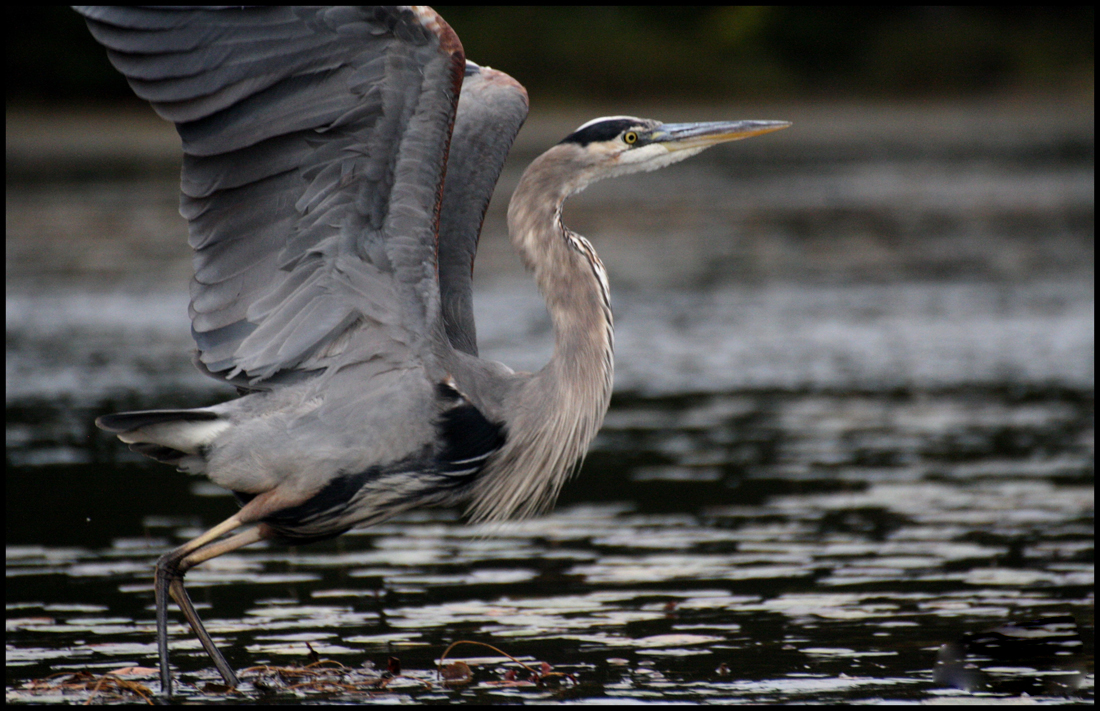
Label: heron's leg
xmin=155 ymin=513 xmax=267 ymax=695
xmin=165 ymin=528 xmax=267 ymax=691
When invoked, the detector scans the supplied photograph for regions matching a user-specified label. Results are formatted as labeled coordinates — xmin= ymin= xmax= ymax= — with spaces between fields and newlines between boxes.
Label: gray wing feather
xmin=438 ymin=62 xmax=529 ymax=356
xmin=76 ymin=6 xmax=465 ymax=384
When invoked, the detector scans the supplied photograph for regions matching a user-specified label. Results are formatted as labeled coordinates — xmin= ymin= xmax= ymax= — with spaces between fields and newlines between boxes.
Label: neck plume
xmin=466 ymin=146 xmax=614 ymax=522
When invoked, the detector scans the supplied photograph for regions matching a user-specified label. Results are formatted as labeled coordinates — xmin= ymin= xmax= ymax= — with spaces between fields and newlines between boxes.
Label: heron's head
xmin=552 ymin=116 xmax=790 ymax=193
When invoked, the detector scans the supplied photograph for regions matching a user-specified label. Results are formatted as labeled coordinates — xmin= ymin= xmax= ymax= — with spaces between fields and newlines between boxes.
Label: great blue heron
xmin=77 ymin=6 xmax=789 ymax=694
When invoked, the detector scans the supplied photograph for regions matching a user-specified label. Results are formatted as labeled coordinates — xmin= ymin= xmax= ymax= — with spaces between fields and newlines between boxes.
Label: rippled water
xmin=7 ymin=386 xmax=1093 ymax=702
xmin=6 ymin=102 xmax=1094 ymax=702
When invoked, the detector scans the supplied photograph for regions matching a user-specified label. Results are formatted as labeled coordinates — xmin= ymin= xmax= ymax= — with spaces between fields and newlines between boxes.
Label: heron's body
xmin=77 ymin=5 xmax=788 ymax=695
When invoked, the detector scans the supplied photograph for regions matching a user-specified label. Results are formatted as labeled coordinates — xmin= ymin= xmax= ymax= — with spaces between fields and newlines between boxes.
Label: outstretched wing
xmin=438 ymin=62 xmax=528 ymax=356
xmin=76 ymin=6 xmax=465 ymax=385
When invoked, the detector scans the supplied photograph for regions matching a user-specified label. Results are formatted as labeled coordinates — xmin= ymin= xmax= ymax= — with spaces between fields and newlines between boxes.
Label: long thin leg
xmin=155 ymin=513 xmax=267 ymax=695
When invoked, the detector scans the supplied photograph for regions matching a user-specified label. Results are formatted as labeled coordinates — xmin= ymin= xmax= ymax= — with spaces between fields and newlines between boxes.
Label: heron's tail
xmin=96 ymin=409 xmax=229 ymax=473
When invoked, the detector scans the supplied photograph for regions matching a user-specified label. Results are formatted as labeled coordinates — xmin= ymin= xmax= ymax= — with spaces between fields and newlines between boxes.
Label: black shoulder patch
xmin=438 ymin=401 xmax=506 ymax=480
xmin=560 ymin=118 xmax=637 ymax=146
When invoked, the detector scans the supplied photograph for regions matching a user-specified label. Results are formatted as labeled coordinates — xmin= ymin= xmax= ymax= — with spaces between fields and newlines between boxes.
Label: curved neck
xmin=508 ymin=148 xmax=614 ymax=413
xmin=466 ymin=148 xmax=614 ymax=523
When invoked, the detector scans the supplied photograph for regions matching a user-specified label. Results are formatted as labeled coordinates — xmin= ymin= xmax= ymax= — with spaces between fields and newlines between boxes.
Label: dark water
xmin=6 ymin=101 xmax=1094 ymax=702
xmin=5 ymin=387 xmax=1094 ymax=702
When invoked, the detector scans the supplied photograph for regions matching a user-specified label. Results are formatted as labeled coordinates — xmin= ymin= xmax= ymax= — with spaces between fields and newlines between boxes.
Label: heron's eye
xmin=622 ymin=131 xmax=638 ymax=144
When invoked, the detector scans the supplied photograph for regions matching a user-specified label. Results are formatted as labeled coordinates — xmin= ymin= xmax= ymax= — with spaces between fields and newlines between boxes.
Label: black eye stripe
xmin=559 ymin=119 xmax=639 ymax=146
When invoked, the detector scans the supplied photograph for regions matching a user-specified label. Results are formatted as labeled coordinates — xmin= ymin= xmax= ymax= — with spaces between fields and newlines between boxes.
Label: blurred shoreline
xmin=7 ymin=93 xmax=1094 ymax=179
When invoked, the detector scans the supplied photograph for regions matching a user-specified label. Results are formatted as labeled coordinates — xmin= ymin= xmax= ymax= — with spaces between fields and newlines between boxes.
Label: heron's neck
xmin=467 ymin=152 xmax=613 ymax=522
xmin=508 ymin=153 xmax=614 ymax=410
